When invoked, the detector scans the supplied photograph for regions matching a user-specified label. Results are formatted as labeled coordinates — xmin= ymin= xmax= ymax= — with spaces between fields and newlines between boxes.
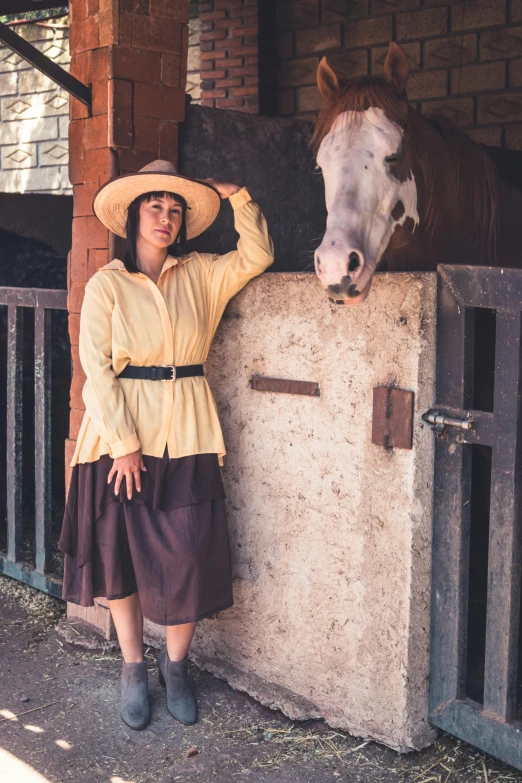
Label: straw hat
xmin=92 ymin=159 xmax=221 ymax=240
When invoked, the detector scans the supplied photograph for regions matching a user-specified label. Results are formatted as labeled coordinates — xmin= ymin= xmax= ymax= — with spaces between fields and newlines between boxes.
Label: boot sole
xmin=120 ymin=713 xmax=151 ymax=731
xmin=158 ymin=664 xmax=197 ymax=726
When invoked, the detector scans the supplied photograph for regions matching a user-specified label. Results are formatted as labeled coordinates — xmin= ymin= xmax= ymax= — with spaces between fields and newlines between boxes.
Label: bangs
xmin=142 ymin=191 xmax=188 ymax=207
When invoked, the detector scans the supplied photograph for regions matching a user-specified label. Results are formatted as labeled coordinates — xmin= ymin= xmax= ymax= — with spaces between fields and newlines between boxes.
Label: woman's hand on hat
xmin=108 ymin=449 xmax=147 ymax=500
xmin=203 ymin=179 xmax=241 ymax=199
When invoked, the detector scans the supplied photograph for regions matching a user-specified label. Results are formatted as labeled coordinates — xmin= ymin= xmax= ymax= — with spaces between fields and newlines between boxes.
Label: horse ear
xmin=317 ymin=57 xmax=339 ymax=99
xmin=383 ymin=42 xmax=409 ymax=95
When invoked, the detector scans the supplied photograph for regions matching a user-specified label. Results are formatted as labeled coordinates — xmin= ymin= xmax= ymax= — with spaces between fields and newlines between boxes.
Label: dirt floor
xmin=1 ymin=575 xmax=522 ymax=783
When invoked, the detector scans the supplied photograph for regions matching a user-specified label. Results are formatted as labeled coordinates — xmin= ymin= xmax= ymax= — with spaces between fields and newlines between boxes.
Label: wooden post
xmin=66 ymin=0 xmax=190 ymax=639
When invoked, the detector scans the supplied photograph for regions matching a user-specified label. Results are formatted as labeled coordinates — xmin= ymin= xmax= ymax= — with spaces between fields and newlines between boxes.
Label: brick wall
xmin=199 ymin=0 xmax=260 ymax=113
xmin=274 ymin=0 xmax=522 ymax=150
xmin=0 ymin=19 xmax=71 ymax=194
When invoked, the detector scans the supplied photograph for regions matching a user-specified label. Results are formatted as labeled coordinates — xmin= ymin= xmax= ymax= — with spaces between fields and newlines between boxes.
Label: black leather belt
xmin=117 ymin=364 xmax=204 ymax=381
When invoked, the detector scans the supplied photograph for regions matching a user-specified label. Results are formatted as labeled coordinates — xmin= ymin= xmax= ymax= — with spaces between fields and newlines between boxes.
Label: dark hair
xmin=122 ymin=190 xmax=189 ymax=273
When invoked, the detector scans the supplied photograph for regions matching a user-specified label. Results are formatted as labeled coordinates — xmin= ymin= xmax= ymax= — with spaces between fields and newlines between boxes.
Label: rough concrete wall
xmin=144 ymin=270 xmax=438 ymax=752
xmin=0 ymin=20 xmax=71 ymax=194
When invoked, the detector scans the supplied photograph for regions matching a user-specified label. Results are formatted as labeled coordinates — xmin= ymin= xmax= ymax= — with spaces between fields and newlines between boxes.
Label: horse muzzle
xmin=315 ymin=245 xmax=373 ymax=305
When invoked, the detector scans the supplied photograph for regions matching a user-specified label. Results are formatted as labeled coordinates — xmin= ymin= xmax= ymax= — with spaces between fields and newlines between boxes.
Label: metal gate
xmin=429 ymin=265 xmax=522 ymax=769
xmin=0 ymin=286 xmax=68 ymax=598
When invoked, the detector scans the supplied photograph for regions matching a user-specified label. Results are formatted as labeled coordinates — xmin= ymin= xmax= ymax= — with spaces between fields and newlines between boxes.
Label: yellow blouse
xmin=71 ymin=188 xmax=274 ymax=467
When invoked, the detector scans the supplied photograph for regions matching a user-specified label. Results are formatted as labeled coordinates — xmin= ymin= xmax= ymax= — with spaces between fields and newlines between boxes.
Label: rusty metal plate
xmin=372 ymin=387 xmax=414 ymax=450
xmin=249 ymin=376 xmax=320 ymax=397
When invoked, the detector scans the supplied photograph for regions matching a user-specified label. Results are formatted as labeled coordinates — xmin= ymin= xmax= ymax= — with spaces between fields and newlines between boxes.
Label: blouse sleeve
xmin=206 ymin=188 xmax=274 ymax=303
xmin=79 ymin=274 xmax=141 ymax=459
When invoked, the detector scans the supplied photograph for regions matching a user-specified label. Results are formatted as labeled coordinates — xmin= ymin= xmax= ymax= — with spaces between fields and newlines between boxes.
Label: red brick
xmin=119 ymin=11 xmax=133 ymax=46
xmin=117 ymin=148 xmax=157 ymax=174
xmin=451 ymin=61 xmax=505 ymax=94
xmin=423 ymin=34 xmax=477 ymax=69
xmin=214 ymin=39 xmax=238 ymax=50
xmin=230 ymin=25 xmax=259 ymax=37
xmin=69 ymin=406 xmax=85 ymax=441
xmin=83 ymin=148 xmax=115 ymax=184
xmin=68 ymin=313 xmax=80 ymax=348
xmin=216 ymin=97 xmax=245 ymax=107
xmin=466 ymin=126 xmax=502 ymax=147
xmin=69 ymin=14 xmax=99 ymax=54
xmin=68 ymin=282 xmax=86 ymax=315
xmin=134 ymin=82 xmax=185 ymax=120
xmin=112 ymin=45 xmax=162 ymax=83
xmin=200 ymin=99 xmax=215 ymax=107
xmin=202 ymin=88 xmax=227 ymax=98
xmin=91 ymin=78 xmax=109 ymax=116
xmin=510 ymin=59 xmax=522 ymax=88
xmin=506 ymin=126 xmax=522 ymax=150
xmin=87 ymin=0 xmax=98 ymax=14
xmin=200 ymin=41 xmax=215 ymax=53
xmin=280 ymin=57 xmax=319 ymax=87
xmin=200 ymin=50 xmax=227 ymax=60
xmin=229 ymin=85 xmax=258 ymax=97
xmin=84 ymin=113 xmax=109 ymax=150
xmin=149 ymin=0 xmax=190 ymax=22
xmin=90 ymin=46 xmax=110 ymax=83
xmin=244 ymin=56 xmax=258 ymax=65
xmin=71 ymin=218 xmax=88 ymax=280
xmin=199 ymin=10 xmax=227 ymax=21
xmin=133 ymin=115 xmax=160 ymax=151
xmin=480 ymin=27 xmax=522 ymax=61
xmin=408 ymin=69 xmax=448 ymax=100
xmin=88 ymin=248 xmax=109 ymax=277
xmin=200 ymin=21 xmax=214 ymax=32
xmin=478 ymin=92 xmax=522 ymax=124
xmin=71 ymin=0 xmax=89 ymax=22
xmin=109 ymin=79 xmax=133 ymax=148
xmin=219 ymin=57 xmax=244 ymax=67
xmin=201 ymin=30 xmax=227 ymax=41
xmin=86 ymin=216 xmax=109 ymax=248
xmin=73 ymin=182 xmax=99 ymax=217
xmin=226 ymin=45 xmax=258 ymax=56
xmin=98 ymin=4 xmax=119 ymax=47
xmin=451 ymin=0 xmax=506 ymax=32
xmin=70 ymin=49 xmax=92 ymax=83
xmin=345 ymin=16 xmax=393 ymax=47
xmin=295 ymin=24 xmax=341 ymax=55
xmin=71 ymin=95 xmax=91 ymax=120
xmin=276 ymin=0 xmax=319 ymax=31
xmin=277 ymin=88 xmax=295 ymax=115
xmin=227 ymin=65 xmax=257 ymax=76
xmin=420 ymin=97 xmax=474 ymax=126
xmin=215 ymin=77 xmax=244 ymax=88
xmin=397 ymin=7 xmax=448 ymax=40
xmin=68 ymin=120 xmax=85 ymax=185
xmin=244 ymin=76 xmax=258 ymax=87
xmin=133 ymin=15 xmax=183 ymax=54
xmin=159 ymin=120 xmax=178 ymax=161
xmin=161 ymin=52 xmax=182 ymax=87
xmin=373 ymin=0 xmax=418 ymax=11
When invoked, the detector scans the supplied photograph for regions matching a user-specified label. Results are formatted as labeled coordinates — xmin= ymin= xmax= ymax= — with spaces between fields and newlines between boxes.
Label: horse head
xmin=313 ymin=43 xmax=420 ymax=305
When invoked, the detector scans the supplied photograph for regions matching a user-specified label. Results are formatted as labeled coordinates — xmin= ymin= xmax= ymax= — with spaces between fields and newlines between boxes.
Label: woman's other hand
xmin=108 ymin=449 xmax=147 ymax=500
xmin=203 ymin=179 xmax=241 ymax=199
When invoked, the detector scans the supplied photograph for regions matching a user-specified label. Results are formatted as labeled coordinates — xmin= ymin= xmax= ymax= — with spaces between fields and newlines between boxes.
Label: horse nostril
xmin=349 ymin=252 xmax=361 ymax=273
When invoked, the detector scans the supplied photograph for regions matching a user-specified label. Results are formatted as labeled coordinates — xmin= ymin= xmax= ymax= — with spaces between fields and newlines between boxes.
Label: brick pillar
xmin=199 ymin=0 xmax=260 ymax=113
xmin=65 ymin=0 xmax=189 ymax=639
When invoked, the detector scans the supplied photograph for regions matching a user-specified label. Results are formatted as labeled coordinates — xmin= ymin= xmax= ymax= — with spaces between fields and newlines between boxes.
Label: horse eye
xmin=385 ymin=154 xmax=399 ymax=164
xmin=314 ymin=164 xmax=322 ymax=174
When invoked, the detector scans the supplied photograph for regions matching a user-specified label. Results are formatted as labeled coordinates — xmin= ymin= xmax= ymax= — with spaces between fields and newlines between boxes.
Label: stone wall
xmin=144 ymin=270 xmax=438 ymax=752
xmin=274 ymin=0 xmax=522 ymax=149
xmin=0 ymin=20 xmax=71 ymax=194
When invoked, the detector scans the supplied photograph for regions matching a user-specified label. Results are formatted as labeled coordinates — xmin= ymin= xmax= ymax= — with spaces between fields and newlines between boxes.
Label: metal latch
xmin=422 ymin=409 xmax=475 ymax=434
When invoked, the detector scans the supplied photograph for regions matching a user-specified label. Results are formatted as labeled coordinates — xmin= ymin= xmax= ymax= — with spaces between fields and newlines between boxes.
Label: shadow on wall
xmin=0 ymin=193 xmax=72 ymax=257
xmin=179 ymin=104 xmax=327 ymax=272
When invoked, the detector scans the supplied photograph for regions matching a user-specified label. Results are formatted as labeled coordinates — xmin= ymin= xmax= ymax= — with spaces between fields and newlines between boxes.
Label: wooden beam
xmin=0 ymin=19 xmax=91 ymax=107
xmin=1 ymin=1 xmax=63 ymax=14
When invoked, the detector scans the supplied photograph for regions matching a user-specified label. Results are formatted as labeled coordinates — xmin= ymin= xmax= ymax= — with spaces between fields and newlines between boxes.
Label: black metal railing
xmin=0 ymin=286 xmax=68 ymax=598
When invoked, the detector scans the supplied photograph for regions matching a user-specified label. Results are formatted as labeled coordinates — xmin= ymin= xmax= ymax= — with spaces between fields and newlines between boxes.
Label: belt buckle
xmin=160 ymin=365 xmax=176 ymax=381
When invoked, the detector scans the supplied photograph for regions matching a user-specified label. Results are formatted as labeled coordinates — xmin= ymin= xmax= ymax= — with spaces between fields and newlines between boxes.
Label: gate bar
xmin=34 ymin=306 xmax=52 ymax=574
xmin=483 ymin=311 xmax=522 ymax=721
xmin=6 ymin=305 xmax=24 ymax=564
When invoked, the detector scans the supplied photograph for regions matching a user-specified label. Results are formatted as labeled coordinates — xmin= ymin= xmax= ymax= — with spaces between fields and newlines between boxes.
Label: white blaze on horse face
xmin=315 ymin=107 xmax=419 ymax=303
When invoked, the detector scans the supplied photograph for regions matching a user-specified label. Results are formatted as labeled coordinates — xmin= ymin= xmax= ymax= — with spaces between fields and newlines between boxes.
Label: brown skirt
xmin=58 ymin=450 xmax=233 ymax=626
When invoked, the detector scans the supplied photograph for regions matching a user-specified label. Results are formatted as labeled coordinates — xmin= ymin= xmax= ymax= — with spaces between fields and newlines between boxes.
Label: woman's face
xmin=137 ymin=194 xmax=183 ymax=250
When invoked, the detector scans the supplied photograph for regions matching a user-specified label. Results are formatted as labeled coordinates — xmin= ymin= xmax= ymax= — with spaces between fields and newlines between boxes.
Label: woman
xmin=59 ymin=159 xmax=274 ymax=731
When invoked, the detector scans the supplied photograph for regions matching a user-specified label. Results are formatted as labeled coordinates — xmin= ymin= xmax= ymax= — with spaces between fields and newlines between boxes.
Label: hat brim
xmin=92 ymin=172 xmax=221 ymax=240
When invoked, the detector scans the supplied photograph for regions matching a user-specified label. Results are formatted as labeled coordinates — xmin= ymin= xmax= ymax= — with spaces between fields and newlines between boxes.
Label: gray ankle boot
xmin=157 ymin=647 xmax=197 ymax=725
xmin=120 ymin=661 xmax=151 ymax=730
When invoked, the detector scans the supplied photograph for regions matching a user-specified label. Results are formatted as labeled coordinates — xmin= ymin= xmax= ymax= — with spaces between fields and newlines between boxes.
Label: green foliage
xmin=0 ymin=7 xmax=67 ymax=24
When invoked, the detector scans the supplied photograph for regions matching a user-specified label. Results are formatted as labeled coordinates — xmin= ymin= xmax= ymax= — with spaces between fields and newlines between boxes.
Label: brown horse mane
xmin=312 ymin=75 xmax=500 ymax=263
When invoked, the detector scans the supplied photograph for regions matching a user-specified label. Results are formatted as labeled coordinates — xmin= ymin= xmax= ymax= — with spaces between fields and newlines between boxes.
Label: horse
xmin=312 ymin=42 xmax=522 ymax=305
